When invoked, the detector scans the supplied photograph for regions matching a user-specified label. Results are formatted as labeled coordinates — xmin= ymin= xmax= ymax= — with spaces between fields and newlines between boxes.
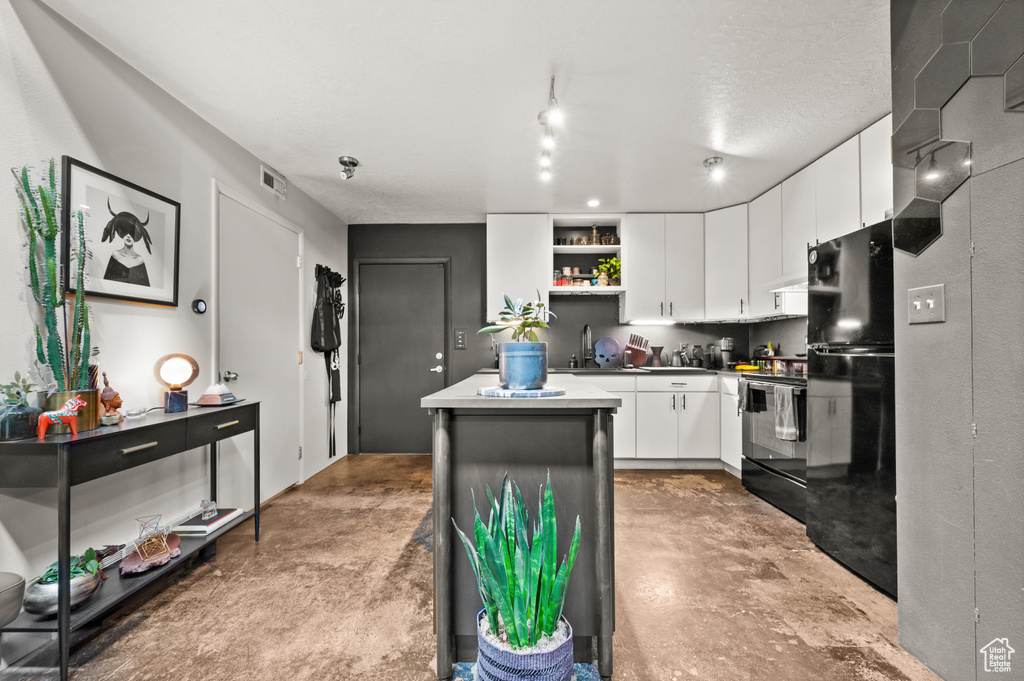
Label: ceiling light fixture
xmin=540 ymin=152 xmax=551 ymax=168
xmin=703 ymin=156 xmax=725 ymax=181
xmin=542 ymin=131 xmax=555 ymax=150
xmin=338 ymin=156 xmax=359 ymax=180
xmin=540 ymin=169 xmax=552 ymax=181
xmin=588 ymin=199 xmax=600 ymax=208
xmin=925 ymin=153 xmax=940 ymax=181
xmin=537 ymin=76 xmax=563 ymax=182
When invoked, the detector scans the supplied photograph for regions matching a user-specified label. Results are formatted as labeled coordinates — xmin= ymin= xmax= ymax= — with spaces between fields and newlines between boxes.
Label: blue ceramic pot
xmin=498 ymin=342 xmax=548 ymax=390
xmin=476 ymin=609 xmax=574 ymax=681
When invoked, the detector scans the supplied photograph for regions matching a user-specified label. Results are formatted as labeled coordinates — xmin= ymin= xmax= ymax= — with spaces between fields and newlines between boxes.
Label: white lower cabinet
xmin=611 ymin=391 xmax=636 ymax=459
xmin=719 ymin=378 xmax=742 ymax=472
xmin=677 ymin=391 xmax=719 ymax=458
xmin=636 ymin=391 xmax=678 ymax=459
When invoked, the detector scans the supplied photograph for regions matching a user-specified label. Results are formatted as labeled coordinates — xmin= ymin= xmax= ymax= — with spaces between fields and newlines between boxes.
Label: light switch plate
xmin=455 ymin=329 xmax=467 ymax=349
xmin=908 ymin=284 xmax=945 ymax=324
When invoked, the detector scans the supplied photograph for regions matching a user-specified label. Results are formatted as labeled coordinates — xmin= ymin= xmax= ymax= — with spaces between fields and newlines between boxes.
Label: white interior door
xmin=219 ymin=194 xmax=301 ymax=506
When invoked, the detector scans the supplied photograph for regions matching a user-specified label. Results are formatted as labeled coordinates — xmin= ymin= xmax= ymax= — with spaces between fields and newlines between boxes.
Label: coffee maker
xmin=712 ymin=337 xmax=734 ymax=369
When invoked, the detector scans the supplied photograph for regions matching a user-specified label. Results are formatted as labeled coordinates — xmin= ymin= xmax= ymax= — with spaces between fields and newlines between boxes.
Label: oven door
xmin=742 ymin=382 xmax=808 ymax=483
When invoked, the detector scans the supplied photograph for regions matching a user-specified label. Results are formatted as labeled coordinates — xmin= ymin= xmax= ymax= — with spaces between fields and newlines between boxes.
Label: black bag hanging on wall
xmin=311 ymin=264 xmax=346 ymax=457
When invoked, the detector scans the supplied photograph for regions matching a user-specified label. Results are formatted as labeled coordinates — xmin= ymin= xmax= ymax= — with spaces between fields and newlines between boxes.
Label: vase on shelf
xmin=0 ymin=400 xmax=42 ymax=441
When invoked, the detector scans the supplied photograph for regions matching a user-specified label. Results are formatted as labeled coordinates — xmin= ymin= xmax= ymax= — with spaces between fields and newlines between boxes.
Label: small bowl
xmin=0 ymin=572 xmax=25 ymax=627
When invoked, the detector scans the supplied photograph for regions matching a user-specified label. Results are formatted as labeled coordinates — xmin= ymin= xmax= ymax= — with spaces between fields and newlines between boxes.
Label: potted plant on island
xmin=452 ymin=473 xmax=581 ymax=681
xmin=479 ymin=292 xmax=555 ymax=391
xmin=597 ymin=257 xmax=620 ymax=287
xmin=13 ymin=160 xmax=99 ymax=433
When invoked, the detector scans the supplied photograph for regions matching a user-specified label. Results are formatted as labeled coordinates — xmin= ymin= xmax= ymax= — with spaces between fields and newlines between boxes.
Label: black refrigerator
xmin=806 ymin=220 xmax=897 ymax=598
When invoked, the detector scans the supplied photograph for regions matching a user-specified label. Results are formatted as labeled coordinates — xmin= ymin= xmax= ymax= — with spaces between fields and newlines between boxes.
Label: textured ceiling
xmin=41 ymin=1 xmax=891 ymax=224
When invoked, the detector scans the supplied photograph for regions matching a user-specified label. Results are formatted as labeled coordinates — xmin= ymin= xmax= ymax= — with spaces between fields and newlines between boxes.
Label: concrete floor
xmin=51 ymin=455 xmax=938 ymax=680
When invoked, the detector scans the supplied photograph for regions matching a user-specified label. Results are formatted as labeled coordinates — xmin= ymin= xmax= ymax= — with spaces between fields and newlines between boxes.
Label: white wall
xmin=0 ymin=0 xmax=347 ymax=636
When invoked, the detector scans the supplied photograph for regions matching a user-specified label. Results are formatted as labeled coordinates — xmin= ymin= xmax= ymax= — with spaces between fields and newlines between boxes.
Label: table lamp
xmin=157 ymin=354 xmax=199 ymax=413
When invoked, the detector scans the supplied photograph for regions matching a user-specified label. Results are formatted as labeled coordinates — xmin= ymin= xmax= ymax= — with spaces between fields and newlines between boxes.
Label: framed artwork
xmin=61 ymin=156 xmax=181 ymax=307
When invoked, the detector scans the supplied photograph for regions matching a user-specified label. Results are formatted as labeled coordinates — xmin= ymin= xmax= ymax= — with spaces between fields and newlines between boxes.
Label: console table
xmin=0 ymin=400 xmax=260 ymax=681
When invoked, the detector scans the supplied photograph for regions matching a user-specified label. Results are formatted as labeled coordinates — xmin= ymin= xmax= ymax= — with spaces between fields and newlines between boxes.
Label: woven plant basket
xmin=475 ymin=609 xmax=574 ymax=681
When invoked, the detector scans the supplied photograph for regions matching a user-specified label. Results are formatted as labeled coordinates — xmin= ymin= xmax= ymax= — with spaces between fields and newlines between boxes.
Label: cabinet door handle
xmin=740 ymin=299 xmax=745 ymax=314
xmin=682 ymin=394 xmax=686 ymax=410
xmin=121 ymin=442 xmax=158 ymax=455
xmin=660 ymin=302 xmax=664 ymax=317
xmin=669 ymin=302 xmax=673 ymax=316
xmin=217 ymin=420 xmax=240 ymax=430
xmin=775 ymin=293 xmax=780 ymax=310
xmin=671 ymin=394 xmax=676 ymax=410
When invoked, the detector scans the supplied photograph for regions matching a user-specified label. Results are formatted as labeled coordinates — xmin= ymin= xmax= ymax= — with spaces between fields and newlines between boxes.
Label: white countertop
xmin=421 ymin=372 xmax=622 ymax=410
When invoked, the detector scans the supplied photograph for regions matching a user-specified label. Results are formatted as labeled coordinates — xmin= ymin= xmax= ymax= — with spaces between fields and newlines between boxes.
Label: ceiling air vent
xmin=260 ymin=165 xmax=286 ymax=198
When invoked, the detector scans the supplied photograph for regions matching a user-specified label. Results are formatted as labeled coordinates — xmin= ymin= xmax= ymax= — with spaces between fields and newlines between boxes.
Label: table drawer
xmin=636 ymin=374 xmax=719 ymax=392
xmin=69 ymin=421 xmax=187 ymax=485
xmin=186 ymin=405 xmax=258 ymax=449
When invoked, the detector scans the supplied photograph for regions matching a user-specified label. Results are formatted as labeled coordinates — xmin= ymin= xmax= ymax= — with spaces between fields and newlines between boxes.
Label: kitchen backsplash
xmin=539 ymin=296 xmax=806 ymax=368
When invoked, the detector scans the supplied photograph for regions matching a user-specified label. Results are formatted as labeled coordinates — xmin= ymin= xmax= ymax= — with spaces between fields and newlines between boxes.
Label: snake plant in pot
xmin=478 ymin=292 xmax=555 ymax=390
xmin=453 ymin=473 xmax=581 ymax=681
xmin=14 ymin=160 xmax=100 ymax=433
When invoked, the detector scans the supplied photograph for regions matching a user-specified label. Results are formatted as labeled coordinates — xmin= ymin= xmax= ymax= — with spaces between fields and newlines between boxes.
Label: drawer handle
xmin=671 ymin=382 xmax=688 ymax=386
xmin=216 ymin=420 xmax=240 ymax=430
xmin=121 ymin=442 xmax=158 ymax=455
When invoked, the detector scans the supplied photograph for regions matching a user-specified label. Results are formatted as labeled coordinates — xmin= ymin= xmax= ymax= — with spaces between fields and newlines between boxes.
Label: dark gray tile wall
xmin=893 ymin=1 xmax=1024 ymax=679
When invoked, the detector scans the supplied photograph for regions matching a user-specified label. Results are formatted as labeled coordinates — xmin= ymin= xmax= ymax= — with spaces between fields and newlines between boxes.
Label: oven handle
xmin=746 ymin=381 xmax=806 ymax=395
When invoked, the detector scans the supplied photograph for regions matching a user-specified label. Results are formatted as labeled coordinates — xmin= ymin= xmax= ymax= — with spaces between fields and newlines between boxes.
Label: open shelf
xmin=552 ymin=245 xmax=620 ymax=255
xmin=549 ymin=286 xmax=624 ymax=296
xmin=0 ymin=512 xmax=254 ymax=634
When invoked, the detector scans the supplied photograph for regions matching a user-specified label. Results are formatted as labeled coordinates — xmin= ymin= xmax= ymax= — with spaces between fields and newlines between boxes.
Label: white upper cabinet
xmin=665 ymin=213 xmax=704 ymax=321
xmin=814 ymin=137 xmax=861 ymax=243
xmin=860 ymin=114 xmax=894 ymax=228
xmin=747 ymin=186 xmax=783 ymax=318
xmin=781 ymin=164 xmax=816 ymax=282
xmin=704 ymin=205 xmax=748 ymax=320
xmin=486 ymin=214 xmax=550 ymax=322
xmin=621 ymin=213 xmax=666 ymax=321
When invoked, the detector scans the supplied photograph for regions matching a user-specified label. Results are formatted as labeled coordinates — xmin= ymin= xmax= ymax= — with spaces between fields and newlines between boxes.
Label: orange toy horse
xmin=38 ymin=396 xmax=88 ymax=439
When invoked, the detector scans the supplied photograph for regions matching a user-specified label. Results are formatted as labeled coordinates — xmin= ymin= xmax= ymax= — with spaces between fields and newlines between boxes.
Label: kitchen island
xmin=422 ymin=372 xmax=620 ymax=680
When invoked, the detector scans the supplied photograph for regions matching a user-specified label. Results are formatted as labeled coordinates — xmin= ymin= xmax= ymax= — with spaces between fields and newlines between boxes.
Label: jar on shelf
xmin=589 ymin=225 xmax=600 ymax=245
xmin=0 ymin=398 xmax=42 ymax=441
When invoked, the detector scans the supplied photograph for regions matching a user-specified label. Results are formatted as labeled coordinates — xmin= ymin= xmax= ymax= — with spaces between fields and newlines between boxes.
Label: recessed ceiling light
xmin=587 ymin=199 xmax=600 ymax=207
xmin=703 ymin=156 xmax=724 ymax=182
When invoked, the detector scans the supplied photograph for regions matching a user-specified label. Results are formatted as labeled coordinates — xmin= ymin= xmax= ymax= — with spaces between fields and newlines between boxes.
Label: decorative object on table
xmin=597 ymin=256 xmax=620 ymax=286
xmin=97 ymin=371 xmax=123 ymax=425
xmin=61 ymin=156 xmax=180 ymax=307
xmin=156 ymin=353 xmax=199 ymax=413
xmin=452 ymin=473 xmax=580 ymax=681
xmin=120 ymin=515 xmax=181 ymax=575
xmin=310 ymin=264 xmax=346 ymax=458
xmin=0 ymin=572 xmax=26 ymax=627
xmin=172 ymin=507 xmax=242 ymax=536
xmin=0 ymin=372 xmax=43 ymax=441
xmin=650 ymin=346 xmax=664 ymax=368
xmin=478 ymin=292 xmax=556 ymax=392
xmin=596 ymin=271 xmax=609 ymax=286
xmin=196 ymin=376 xmax=238 ymax=406
xmin=200 ymin=499 xmax=218 ymax=520
xmin=22 ymin=547 xmax=101 ymax=616
xmin=14 ymin=160 xmax=101 ymax=428
xmin=37 ymin=396 xmax=88 ymax=439
xmin=626 ymin=333 xmax=650 ymax=368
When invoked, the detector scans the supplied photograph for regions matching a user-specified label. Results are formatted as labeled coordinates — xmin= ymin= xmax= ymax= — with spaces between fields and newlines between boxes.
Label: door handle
xmin=223 ymin=370 xmax=238 ymax=382
xmin=430 ymin=365 xmax=443 ymax=373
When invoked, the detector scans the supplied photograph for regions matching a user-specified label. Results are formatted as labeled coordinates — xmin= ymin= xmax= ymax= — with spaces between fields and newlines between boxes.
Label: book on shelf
xmin=172 ymin=508 xmax=244 ymax=535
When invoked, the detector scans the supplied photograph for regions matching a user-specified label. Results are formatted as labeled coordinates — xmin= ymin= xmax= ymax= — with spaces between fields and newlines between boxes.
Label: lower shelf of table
xmin=0 ymin=512 xmax=254 ymax=634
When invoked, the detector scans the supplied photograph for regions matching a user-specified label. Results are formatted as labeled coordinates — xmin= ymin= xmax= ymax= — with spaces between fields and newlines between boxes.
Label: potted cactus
xmin=478 ymin=292 xmax=555 ymax=390
xmin=14 ymin=160 xmax=99 ymax=433
xmin=452 ymin=473 xmax=580 ymax=681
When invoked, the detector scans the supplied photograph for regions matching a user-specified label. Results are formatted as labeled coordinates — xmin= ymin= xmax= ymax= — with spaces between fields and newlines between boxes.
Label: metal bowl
xmin=22 ymin=570 xmax=101 ymax=616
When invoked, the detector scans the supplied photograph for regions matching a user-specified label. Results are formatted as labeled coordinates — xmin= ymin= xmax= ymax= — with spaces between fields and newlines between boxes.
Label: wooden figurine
xmin=99 ymin=372 xmax=123 ymax=425
xmin=37 ymin=396 xmax=87 ymax=439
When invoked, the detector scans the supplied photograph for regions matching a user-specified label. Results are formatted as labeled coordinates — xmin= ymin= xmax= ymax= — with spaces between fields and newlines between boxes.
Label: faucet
xmin=582 ymin=324 xmax=594 ymax=368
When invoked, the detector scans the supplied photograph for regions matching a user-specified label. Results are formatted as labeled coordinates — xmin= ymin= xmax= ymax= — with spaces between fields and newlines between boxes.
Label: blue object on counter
xmin=498 ymin=342 xmax=548 ymax=390
xmin=477 ymin=385 xmax=566 ymax=398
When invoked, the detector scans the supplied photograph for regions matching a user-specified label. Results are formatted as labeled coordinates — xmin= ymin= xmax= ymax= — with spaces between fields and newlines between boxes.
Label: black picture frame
xmin=61 ymin=156 xmax=181 ymax=307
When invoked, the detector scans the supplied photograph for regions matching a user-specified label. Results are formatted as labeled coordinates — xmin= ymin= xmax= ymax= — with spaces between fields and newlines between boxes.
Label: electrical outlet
xmin=908 ymin=284 xmax=945 ymax=324
xmin=455 ymin=329 xmax=467 ymax=349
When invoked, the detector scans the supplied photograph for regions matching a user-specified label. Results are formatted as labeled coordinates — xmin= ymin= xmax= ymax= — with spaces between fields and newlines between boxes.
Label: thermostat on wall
xmin=260 ymin=165 xmax=286 ymax=198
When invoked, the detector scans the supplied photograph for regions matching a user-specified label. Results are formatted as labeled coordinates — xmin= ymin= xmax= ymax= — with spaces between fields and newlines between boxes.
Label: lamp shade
xmin=157 ymin=354 xmax=199 ymax=391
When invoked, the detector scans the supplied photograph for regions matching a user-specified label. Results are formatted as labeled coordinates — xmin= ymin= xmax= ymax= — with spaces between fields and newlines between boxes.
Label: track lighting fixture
xmin=338 ymin=156 xmax=359 ymax=180
xmin=537 ymin=76 xmax=563 ymax=182
xmin=703 ymin=156 xmax=725 ymax=181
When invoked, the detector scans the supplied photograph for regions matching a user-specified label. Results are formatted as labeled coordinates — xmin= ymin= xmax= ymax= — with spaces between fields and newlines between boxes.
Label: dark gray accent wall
xmin=892 ymin=2 xmax=1024 ymax=679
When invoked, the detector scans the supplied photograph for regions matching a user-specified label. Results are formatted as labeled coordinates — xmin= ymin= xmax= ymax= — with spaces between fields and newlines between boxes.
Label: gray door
xmin=358 ymin=262 xmax=446 ymax=453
